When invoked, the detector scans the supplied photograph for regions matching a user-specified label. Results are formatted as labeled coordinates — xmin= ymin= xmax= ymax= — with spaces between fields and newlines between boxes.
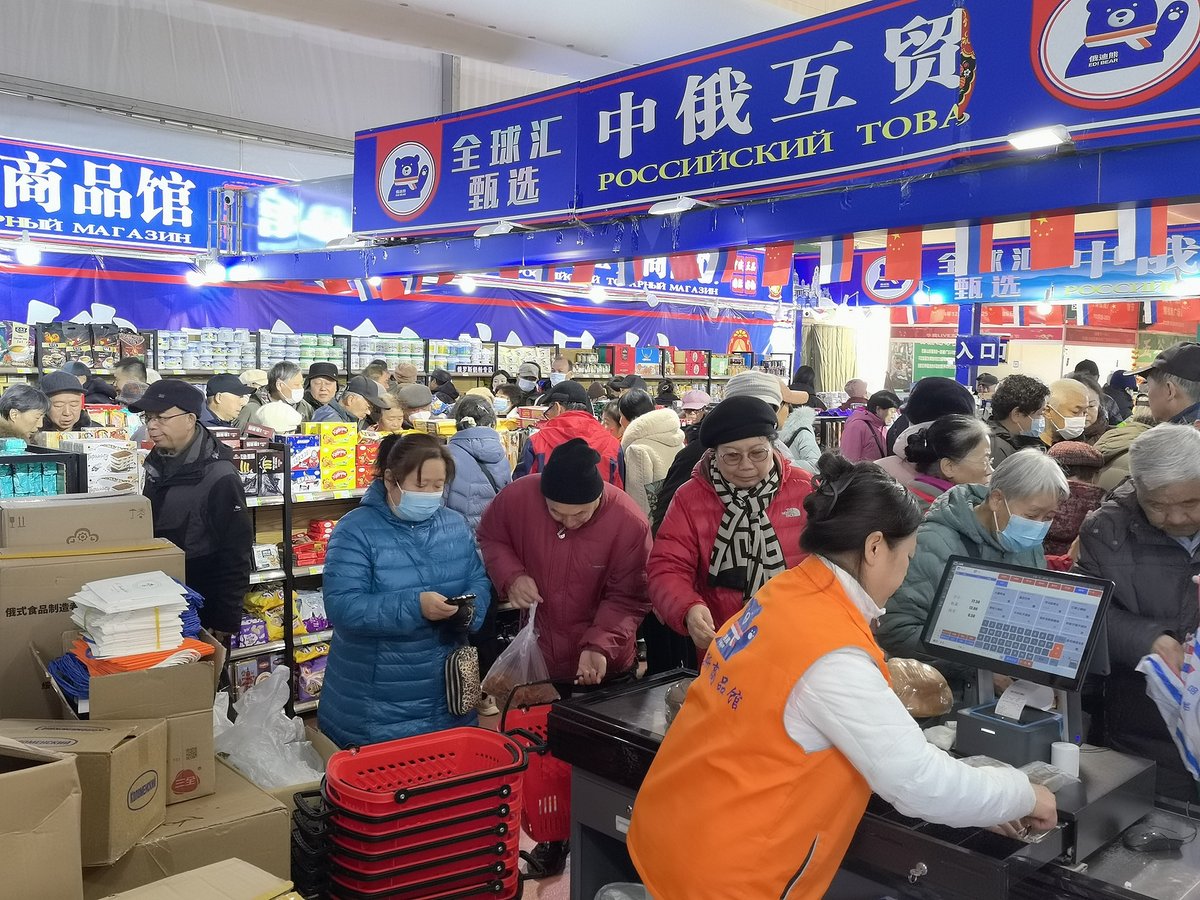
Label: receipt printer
xmin=956 ymin=703 xmax=1062 ymax=768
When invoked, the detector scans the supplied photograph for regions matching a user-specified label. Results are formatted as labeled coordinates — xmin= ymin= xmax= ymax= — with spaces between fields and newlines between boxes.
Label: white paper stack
xmin=71 ymin=571 xmax=188 ymax=658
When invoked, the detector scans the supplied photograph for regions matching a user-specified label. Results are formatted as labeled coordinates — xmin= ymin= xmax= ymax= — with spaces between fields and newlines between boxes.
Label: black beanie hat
xmin=540 ymin=438 xmax=604 ymax=504
xmin=903 ymin=377 xmax=975 ymax=425
xmin=699 ymin=395 xmax=779 ymax=449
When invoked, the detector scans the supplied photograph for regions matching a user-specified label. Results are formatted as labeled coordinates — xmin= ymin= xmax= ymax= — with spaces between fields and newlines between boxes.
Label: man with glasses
xmin=132 ymin=380 xmax=253 ymax=645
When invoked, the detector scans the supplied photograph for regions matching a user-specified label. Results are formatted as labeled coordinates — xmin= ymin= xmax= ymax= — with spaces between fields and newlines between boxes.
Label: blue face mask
xmin=997 ymin=498 xmax=1051 ymax=552
xmin=1023 ymin=416 xmax=1046 ymax=438
xmin=549 ymin=372 xmax=568 ymax=386
xmin=392 ymin=489 xmax=443 ymax=522
xmin=493 ymin=398 xmax=511 ymax=415
xmin=517 ymin=378 xmax=537 ymax=393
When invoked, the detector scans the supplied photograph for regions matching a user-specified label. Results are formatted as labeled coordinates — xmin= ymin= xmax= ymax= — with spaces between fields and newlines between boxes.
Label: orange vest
xmin=627 ymin=555 xmax=889 ymax=900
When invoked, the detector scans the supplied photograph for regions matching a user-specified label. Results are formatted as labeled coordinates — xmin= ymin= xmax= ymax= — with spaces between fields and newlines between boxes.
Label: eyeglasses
xmin=144 ymin=411 xmax=194 ymax=425
xmin=718 ymin=446 xmax=772 ymax=466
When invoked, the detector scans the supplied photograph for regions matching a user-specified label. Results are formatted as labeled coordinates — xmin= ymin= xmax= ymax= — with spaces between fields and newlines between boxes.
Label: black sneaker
xmin=521 ymin=840 xmax=569 ymax=878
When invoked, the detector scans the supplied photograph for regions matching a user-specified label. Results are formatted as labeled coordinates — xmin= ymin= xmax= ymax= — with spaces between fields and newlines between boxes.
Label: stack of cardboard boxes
xmin=0 ymin=493 xmax=291 ymax=898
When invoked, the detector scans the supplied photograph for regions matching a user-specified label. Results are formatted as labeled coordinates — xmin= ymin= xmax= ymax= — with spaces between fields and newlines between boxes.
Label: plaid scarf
xmin=707 ymin=454 xmax=786 ymax=599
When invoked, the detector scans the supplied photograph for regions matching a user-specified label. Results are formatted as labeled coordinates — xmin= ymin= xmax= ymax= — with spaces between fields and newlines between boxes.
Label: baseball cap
xmin=518 ymin=362 xmax=541 ymax=380
xmin=1132 ymin=341 xmax=1200 ymax=381
xmin=544 ymin=379 xmax=590 ymax=406
xmin=306 ymin=362 xmax=340 ymax=383
xmin=344 ymin=375 xmax=394 ymax=409
xmin=62 ymin=361 xmax=91 ymax=379
xmin=618 ymin=374 xmax=649 ymax=392
xmin=681 ymin=389 xmax=712 ymax=410
xmin=128 ymin=379 xmax=204 ymax=417
xmin=397 ymin=383 xmax=434 ymax=409
xmin=40 ymin=371 xmax=87 ymax=397
xmin=206 ymin=373 xmax=254 ymax=398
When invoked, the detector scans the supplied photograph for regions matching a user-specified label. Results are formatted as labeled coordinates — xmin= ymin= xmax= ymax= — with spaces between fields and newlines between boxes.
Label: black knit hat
xmin=540 ymin=438 xmax=604 ymax=504
xmin=903 ymin=377 xmax=975 ymax=425
xmin=699 ymin=395 xmax=778 ymax=449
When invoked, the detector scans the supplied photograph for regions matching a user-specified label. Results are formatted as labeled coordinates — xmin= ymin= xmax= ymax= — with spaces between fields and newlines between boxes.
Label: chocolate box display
xmin=40 ymin=322 xmax=94 ymax=368
xmin=256 ymin=450 xmax=284 ymax=497
xmin=91 ymin=324 xmax=122 ymax=369
xmin=117 ymin=331 xmax=147 ymax=361
xmin=232 ymin=451 xmax=258 ymax=496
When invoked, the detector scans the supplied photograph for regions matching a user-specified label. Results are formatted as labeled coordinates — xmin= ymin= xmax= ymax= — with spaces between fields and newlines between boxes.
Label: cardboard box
xmin=0 ymin=734 xmax=84 ymax=900
xmin=264 ymin=726 xmax=338 ymax=814
xmin=59 ymin=650 xmax=219 ymax=807
xmin=0 ymin=540 xmax=186 ymax=719
xmin=282 ymin=435 xmax=319 ymax=469
xmin=320 ymin=463 xmax=355 ymax=492
xmin=231 ymin=450 xmax=258 ymax=497
xmin=0 ymin=718 xmax=168 ymax=867
xmin=291 ymin=468 xmax=321 ymax=494
xmin=256 ymin=450 xmax=284 ymax=497
xmin=60 ymin=439 xmax=140 ymax=495
xmin=303 ymin=421 xmax=357 ymax=445
xmin=101 ymin=858 xmax=292 ymax=899
xmin=82 ymin=761 xmax=290 ymax=899
xmin=318 ymin=444 xmax=355 ymax=467
xmin=0 ymin=494 xmax=153 ymax=550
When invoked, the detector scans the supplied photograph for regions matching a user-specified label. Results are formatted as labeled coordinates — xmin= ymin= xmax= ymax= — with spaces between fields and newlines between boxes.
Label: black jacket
xmin=1103 ymin=386 xmax=1134 ymax=424
xmin=651 ymin=438 xmax=705 ymax=536
xmin=82 ymin=377 xmax=118 ymax=407
xmin=986 ymin=417 xmax=1047 ymax=464
xmin=143 ymin=427 xmax=253 ymax=634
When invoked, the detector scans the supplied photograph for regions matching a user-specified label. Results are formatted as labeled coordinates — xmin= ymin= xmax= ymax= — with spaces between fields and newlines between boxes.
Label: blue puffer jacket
xmin=318 ymin=481 xmax=492 ymax=749
xmin=445 ymin=426 xmax=512 ymax=534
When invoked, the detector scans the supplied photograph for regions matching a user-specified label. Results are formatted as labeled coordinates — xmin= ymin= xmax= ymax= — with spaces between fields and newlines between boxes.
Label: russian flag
xmin=1145 ymin=299 xmax=1160 ymax=325
xmin=818 ymin=236 xmax=854 ymax=284
xmin=953 ymin=221 xmax=995 ymax=277
xmin=712 ymin=249 xmax=739 ymax=283
xmin=1117 ymin=200 xmax=1169 ymax=263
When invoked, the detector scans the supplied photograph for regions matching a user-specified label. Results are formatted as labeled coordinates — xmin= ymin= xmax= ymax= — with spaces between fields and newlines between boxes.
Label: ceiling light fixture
xmin=12 ymin=233 xmax=41 ymax=267
xmin=1007 ymin=125 xmax=1073 ymax=151
xmin=589 ymin=285 xmax=608 ymax=304
xmin=184 ymin=267 xmax=207 ymax=287
xmin=458 ymin=274 xmax=478 ymax=294
xmin=202 ymin=258 xmax=226 ymax=283
xmin=473 ymin=220 xmax=532 ymax=238
xmin=647 ymin=196 xmax=716 ymax=216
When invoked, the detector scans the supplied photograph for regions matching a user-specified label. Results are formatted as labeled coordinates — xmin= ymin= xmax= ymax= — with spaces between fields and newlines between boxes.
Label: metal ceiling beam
xmin=217 ymin=139 xmax=1200 ymax=281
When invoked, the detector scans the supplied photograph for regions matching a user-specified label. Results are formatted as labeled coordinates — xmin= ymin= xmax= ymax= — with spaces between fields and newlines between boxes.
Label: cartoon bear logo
xmin=1066 ymin=0 xmax=1190 ymax=77
xmin=387 ymin=155 xmax=430 ymax=203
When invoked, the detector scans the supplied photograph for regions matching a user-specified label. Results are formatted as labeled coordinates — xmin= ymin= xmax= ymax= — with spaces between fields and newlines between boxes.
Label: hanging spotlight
xmin=203 ymin=259 xmax=226 ymax=283
xmin=13 ymin=234 xmax=41 ymax=267
xmin=184 ymin=267 xmax=207 ymax=287
xmin=458 ymin=274 xmax=478 ymax=294
xmin=589 ymin=285 xmax=608 ymax=304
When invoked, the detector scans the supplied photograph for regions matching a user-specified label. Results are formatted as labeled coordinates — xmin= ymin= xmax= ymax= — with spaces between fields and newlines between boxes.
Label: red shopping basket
xmin=325 ymin=728 xmax=527 ymax=817
xmin=502 ymin=682 xmax=572 ymax=844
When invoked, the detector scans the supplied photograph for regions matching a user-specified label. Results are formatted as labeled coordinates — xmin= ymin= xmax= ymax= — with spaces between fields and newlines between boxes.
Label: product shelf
xmin=293 ymin=563 xmax=325 ymax=577
xmin=249 ymin=568 xmax=285 ymax=585
xmin=293 ymin=488 xmax=367 ymax=504
xmin=229 ymin=628 xmax=333 ymax=661
xmin=294 ymin=699 xmax=319 ymax=714
xmin=246 ymin=495 xmax=285 ymax=508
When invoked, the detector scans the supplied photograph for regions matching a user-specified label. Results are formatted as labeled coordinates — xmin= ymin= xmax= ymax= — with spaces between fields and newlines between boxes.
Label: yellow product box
xmin=318 ymin=445 xmax=356 ymax=468
xmin=302 ymin=422 xmax=357 ymax=446
xmin=320 ymin=461 xmax=356 ymax=492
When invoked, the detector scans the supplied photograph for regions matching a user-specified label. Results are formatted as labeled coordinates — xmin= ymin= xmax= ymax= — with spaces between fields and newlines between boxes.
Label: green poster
xmin=913 ymin=342 xmax=956 ymax=381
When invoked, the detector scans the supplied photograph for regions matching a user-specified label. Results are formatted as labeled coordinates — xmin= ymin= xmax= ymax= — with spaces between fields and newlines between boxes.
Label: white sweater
xmin=784 ymin=559 xmax=1036 ymax=828
xmin=621 ymin=408 xmax=684 ymax=516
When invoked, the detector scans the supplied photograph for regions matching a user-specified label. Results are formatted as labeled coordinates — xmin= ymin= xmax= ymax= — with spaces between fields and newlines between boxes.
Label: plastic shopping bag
xmin=481 ymin=604 xmax=560 ymax=711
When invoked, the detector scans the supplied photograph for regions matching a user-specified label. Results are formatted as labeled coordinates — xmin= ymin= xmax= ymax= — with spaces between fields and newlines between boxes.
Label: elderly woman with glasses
xmin=648 ymin=396 xmax=814 ymax=655
xmin=877 ymin=448 xmax=1068 ymax=698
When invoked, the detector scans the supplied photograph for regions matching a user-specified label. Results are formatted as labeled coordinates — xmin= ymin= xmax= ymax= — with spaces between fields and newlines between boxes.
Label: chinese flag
xmin=380 ymin=277 xmax=413 ymax=301
xmin=884 ymin=227 xmax=923 ymax=281
xmin=762 ymin=241 xmax=795 ymax=289
xmin=1029 ymin=212 xmax=1076 ymax=271
xmin=499 ymin=267 xmax=520 ymax=280
xmin=320 ymin=279 xmax=353 ymax=295
xmin=570 ymin=263 xmax=596 ymax=284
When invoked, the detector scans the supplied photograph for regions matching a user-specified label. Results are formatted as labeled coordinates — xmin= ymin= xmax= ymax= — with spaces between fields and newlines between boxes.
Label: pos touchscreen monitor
xmin=920 ymin=557 xmax=1114 ymax=692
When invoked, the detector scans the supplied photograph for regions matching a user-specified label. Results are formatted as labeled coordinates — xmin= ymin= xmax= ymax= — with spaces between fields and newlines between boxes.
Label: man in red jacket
xmin=478 ymin=437 xmax=651 ymax=876
xmin=512 ymin=379 xmax=623 ymax=487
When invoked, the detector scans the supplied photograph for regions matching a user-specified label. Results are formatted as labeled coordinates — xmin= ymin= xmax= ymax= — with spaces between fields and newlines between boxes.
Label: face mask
xmin=392 ymin=489 xmax=443 ymax=522
xmin=518 ymin=378 xmax=536 ymax=392
xmin=996 ymin=498 xmax=1051 ymax=552
xmin=1023 ymin=416 xmax=1046 ymax=438
xmin=493 ymin=399 xmax=511 ymax=415
xmin=409 ymin=410 xmax=431 ymax=422
xmin=1050 ymin=406 xmax=1086 ymax=439
xmin=549 ymin=372 xmax=568 ymax=386
xmin=287 ymin=388 xmax=304 ymax=405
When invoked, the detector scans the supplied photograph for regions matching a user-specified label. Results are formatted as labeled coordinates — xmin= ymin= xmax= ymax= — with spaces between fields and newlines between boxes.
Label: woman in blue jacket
xmin=320 ymin=433 xmax=492 ymax=748
xmin=445 ymin=396 xmax=512 ymax=533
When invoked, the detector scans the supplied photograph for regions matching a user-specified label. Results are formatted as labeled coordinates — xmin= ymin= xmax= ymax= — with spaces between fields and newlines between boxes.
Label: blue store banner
xmin=795 ymin=222 xmax=1200 ymax=307
xmin=0 ymin=137 xmax=280 ymax=253
xmin=0 ymin=252 xmax=775 ymax=354
xmin=354 ymin=0 xmax=1200 ymax=238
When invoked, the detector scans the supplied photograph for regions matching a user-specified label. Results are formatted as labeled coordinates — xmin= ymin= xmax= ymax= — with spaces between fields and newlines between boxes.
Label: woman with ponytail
xmin=629 ymin=452 xmax=1056 ymax=899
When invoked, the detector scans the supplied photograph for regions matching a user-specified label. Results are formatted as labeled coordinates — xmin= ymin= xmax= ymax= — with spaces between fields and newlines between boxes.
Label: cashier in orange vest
xmin=628 ymin=453 xmax=1058 ymax=900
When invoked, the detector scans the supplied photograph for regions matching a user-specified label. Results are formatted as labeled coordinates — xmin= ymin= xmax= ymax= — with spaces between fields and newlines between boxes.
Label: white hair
xmin=1130 ymin=424 xmax=1200 ymax=492
xmin=990 ymin=448 xmax=1068 ymax=501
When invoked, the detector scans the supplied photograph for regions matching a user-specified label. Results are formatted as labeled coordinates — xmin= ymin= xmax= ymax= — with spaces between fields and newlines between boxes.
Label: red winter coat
xmin=477 ymin=476 xmax=651 ymax=681
xmin=649 ymin=451 xmax=813 ymax=637
xmin=514 ymin=410 xmax=623 ymax=488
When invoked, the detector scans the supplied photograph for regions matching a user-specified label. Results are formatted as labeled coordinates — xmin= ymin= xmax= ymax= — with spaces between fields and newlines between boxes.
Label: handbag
xmin=445 ymin=641 xmax=482 ymax=717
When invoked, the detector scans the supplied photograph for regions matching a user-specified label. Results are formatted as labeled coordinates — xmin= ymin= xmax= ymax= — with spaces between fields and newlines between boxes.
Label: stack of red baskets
xmin=292 ymin=728 xmax=528 ymax=899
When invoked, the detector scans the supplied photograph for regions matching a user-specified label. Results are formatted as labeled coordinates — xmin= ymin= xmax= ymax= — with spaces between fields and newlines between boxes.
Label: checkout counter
xmin=547 ymin=558 xmax=1200 ymax=900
